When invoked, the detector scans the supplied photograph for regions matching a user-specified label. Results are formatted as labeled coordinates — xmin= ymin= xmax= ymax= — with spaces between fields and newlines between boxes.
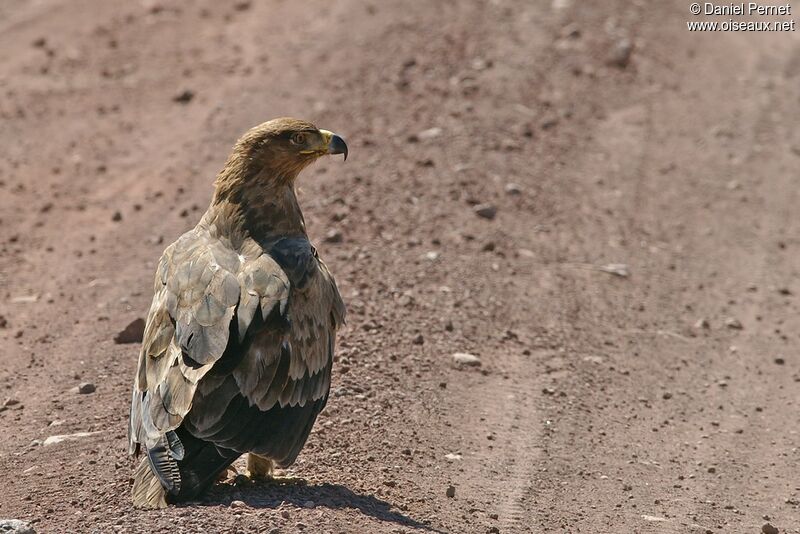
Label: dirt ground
xmin=1 ymin=0 xmax=799 ymax=532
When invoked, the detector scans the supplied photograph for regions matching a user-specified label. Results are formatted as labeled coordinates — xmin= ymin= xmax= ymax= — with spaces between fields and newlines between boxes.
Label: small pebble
xmin=76 ymin=382 xmax=96 ymax=394
xmin=446 ymin=485 xmax=456 ymax=498
xmin=598 ymin=263 xmax=630 ymax=278
xmin=608 ymin=37 xmax=633 ymax=68
xmin=724 ymin=317 xmax=743 ymax=330
xmin=173 ymin=89 xmax=195 ymax=103
xmin=452 ymin=352 xmax=482 ymax=367
xmin=324 ymin=229 xmax=343 ymax=243
xmin=694 ymin=318 xmax=710 ymax=329
xmin=417 ymin=127 xmax=442 ymax=141
xmin=473 ymin=204 xmax=497 ymax=220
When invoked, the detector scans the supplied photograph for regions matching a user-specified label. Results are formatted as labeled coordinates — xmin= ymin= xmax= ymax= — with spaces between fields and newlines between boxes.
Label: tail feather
xmin=145 ymin=433 xmax=182 ymax=495
xmin=131 ymin=457 xmax=168 ymax=509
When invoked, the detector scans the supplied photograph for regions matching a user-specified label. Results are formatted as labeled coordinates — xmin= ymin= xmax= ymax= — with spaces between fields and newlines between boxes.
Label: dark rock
xmin=114 ymin=318 xmax=145 ymax=344
xmin=474 ymin=204 xmax=497 ymax=220
xmin=76 ymin=382 xmax=96 ymax=394
xmin=173 ymin=89 xmax=195 ymax=104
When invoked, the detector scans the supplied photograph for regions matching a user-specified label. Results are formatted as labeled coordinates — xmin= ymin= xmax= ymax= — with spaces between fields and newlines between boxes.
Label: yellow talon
xmin=245 ymin=453 xmax=274 ymax=480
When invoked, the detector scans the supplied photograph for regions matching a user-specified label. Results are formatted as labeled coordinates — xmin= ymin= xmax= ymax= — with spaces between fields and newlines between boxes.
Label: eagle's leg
xmin=245 ymin=454 xmax=307 ymax=485
xmin=245 ymin=453 xmax=274 ymax=480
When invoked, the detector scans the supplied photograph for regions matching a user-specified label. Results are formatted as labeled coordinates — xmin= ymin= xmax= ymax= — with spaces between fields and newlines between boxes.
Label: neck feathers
xmin=207 ymin=152 xmax=307 ymax=242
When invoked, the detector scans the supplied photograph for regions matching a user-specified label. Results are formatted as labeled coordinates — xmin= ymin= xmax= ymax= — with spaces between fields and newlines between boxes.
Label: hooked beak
xmin=319 ymin=129 xmax=348 ymax=161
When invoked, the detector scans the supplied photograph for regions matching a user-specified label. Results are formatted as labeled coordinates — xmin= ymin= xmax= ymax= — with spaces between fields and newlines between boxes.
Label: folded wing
xmin=128 ymin=228 xmax=290 ymax=455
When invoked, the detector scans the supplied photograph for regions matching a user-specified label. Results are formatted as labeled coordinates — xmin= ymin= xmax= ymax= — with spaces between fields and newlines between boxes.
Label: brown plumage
xmin=128 ymin=118 xmax=348 ymax=508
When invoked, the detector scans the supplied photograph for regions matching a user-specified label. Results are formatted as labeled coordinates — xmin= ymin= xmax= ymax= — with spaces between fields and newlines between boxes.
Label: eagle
xmin=128 ymin=118 xmax=348 ymax=508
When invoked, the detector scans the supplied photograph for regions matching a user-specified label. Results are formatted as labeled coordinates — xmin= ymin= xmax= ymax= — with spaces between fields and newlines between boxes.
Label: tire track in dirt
xmin=460 ymin=350 xmax=546 ymax=533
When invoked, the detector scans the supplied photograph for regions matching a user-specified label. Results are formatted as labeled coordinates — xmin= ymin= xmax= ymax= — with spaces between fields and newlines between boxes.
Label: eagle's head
xmin=231 ymin=117 xmax=348 ymax=181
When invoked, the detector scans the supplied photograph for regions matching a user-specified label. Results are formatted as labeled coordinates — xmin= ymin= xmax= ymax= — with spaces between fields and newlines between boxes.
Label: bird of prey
xmin=128 ymin=118 xmax=348 ymax=508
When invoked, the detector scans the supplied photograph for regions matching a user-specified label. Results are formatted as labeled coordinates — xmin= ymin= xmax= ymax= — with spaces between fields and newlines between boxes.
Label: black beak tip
xmin=330 ymin=134 xmax=348 ymax=161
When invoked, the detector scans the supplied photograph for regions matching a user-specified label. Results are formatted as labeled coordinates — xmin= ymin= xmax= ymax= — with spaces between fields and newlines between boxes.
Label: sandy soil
xmin=1 ymin=1 xmax=799 ymax=532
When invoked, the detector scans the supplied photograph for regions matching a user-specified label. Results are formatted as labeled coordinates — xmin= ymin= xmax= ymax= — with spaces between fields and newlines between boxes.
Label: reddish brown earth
xmin=1 ymin=1 xmax=800 ymax=532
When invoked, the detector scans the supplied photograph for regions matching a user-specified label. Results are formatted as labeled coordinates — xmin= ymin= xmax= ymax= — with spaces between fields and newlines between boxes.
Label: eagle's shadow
xmin=192 ymin=481 xmax=444 ymax=532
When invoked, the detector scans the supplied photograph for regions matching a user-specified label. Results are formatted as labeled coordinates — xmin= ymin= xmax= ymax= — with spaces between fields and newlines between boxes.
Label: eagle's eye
xmin=290 ymin=133 xmax=307 ymax=146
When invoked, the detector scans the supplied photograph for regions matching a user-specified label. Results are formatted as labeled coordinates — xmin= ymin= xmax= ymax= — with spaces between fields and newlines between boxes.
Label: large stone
xmin=114 ymin=318 xmax=145 ymax=344
xmin=0 ymin=519 xmax=36 ymax=534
